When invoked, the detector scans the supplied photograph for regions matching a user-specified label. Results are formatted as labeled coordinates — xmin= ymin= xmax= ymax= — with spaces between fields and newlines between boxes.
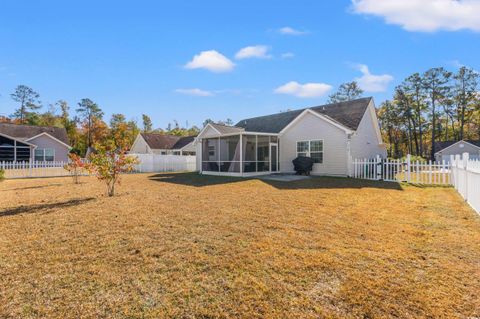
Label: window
xmin=296 ymin=140 xmax=323 ymax=163
xmin=34 ymin=148 xmax=55 ymax=162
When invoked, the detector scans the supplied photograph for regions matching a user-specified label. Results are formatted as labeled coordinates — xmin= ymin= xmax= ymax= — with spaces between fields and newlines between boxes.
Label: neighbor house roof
xmin=140 ymin=133 xmax=196 ymax=150
xmin=234 ymin=97 xmax=372 ymax=133
xmin=0 ymin=123 xmax=70 ymax=145
xmin=434 ymin=140 xmax=480 ymax=153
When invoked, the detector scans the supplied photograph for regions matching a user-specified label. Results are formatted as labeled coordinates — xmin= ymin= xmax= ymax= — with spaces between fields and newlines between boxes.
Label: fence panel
xmin=0 ymin=161 xmax=72 ymax=179
xmin=131 ymin=154 xmax=197 ymax=173
xmin=451 ymin=153 xmax=480 ymax=214
xmin=352 ymin=155 xmax=451 ymax=185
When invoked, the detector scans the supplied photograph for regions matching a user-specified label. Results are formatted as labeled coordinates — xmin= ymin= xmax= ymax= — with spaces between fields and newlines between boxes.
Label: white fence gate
xmin=131 ymin=154 xmax=197 ymax=173
xmin=451 ymin=153 xmax=480 ymax=214
xmin=352 ymin=155 xmax=451 ymax=185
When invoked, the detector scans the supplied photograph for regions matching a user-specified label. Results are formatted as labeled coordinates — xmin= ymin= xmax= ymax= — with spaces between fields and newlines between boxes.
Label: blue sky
xmin=0 ymin=0 xmax=479 ymax=129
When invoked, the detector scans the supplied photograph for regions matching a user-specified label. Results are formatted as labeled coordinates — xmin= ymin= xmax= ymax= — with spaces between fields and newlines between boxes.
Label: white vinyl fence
xmin=131 ymin=154 xmax=197 ymax=173
xmin=1 ymin=154 xmax=197 ymax=179
xmin=352 ymin=155 xmax=451 ymax=185
xmin=0 ymin=161 xmax=74 ymax=179
xmin=451 ymin=153 xmax=480 ymax=214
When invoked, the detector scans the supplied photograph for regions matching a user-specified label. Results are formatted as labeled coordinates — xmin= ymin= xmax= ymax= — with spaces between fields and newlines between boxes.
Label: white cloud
xmin=175 ymin=88 xmax=214 ymax=97
xmin=354 ymin=64 xmax=393 ymax=92
xmin=351 ymin=0 xmax=480 ymax=32
xmin=235 ymin=45 xmax=272 ymax=60
xmin=281 ymin=52 xmax=295 ymax=59
xmin=184 ymin=50 xmax=235 ymax=73
xmin=278 ymin=26 xmax=308 ymax=35
xmin=274 ymin=81 xmax=332 ymax=98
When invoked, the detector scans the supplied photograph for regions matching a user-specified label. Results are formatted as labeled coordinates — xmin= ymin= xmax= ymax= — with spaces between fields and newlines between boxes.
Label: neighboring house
xmin=0 ymin=123 xmax=71 ymax=162
xmin=130 ymin=133 xmax=196 ymax=155
xmin=195 ymin=97 xmax=386 ymax=176
xmin=434 ymin=140 xmax=480 ymax=163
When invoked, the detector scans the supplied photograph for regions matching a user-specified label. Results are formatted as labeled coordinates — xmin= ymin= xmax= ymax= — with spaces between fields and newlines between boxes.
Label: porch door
xmin=270 ymin=143 xmax=278 ymax=172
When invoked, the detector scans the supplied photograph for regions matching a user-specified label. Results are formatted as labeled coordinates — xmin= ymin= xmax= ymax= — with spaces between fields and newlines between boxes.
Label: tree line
xmin=2 ymin=85 xmax=200 ymax=155
xmin=3 ymin=66 xmax=479 ymax=160
xmin=377 ymin=66 xmax=480 ymax=160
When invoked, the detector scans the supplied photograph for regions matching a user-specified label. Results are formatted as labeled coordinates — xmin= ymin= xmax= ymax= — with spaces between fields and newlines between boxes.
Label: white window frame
xmin=296 ymin=140 xmax=324 ymax=164
xmin=34 ymin=148 xmax=55 ymax=162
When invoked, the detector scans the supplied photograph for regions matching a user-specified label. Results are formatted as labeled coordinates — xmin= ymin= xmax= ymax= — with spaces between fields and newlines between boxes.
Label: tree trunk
xmin=431 ymin=98 xmax=436 ymax=161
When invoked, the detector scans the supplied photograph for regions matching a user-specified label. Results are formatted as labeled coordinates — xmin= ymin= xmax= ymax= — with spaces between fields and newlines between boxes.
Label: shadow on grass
xmin=0 ymin=183 xmax=63 ymax=192
xmin=0 ymin=198 xmax=95 ymax=217
xmin=148 ymin=172 xmax=403 ymax=190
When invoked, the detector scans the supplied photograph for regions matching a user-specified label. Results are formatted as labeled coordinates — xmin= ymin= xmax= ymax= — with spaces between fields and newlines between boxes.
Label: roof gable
xmin=235 ymin=97 xmax=372 ymax=133
xmin=0 ymin=123 xmax=69 ymax=145
xmin=434 ymin=140 xmax=480 ymax=153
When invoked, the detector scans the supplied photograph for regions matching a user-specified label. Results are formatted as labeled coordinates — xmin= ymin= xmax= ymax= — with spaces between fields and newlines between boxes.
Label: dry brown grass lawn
xmin=0 ymin=173 xmax=479 ymax=319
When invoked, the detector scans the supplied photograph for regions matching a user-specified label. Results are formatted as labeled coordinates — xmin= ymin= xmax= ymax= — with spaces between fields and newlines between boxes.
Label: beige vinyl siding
xmin=350 ymin=100 xmax=387 ymax=159
xmin=130 ymin=135 xmax=152 ymax=154
xmin=280 ymin=112 xmax=349 ymax=176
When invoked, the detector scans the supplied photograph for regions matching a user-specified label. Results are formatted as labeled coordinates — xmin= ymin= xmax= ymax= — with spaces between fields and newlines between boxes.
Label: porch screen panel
xmin=202 ymin=138 xmax=220 ymax=172
xmin=243 ymin=135 xmax=256 ymax=172
xmin=15 ymin=147 xmax=31 ymax=161
xmin=0 ymin=136 xmax=15 ymax=161
xmin=257 ymin=136 xmax=270 ymax=172
xmin=220 ymin=135 xmax=240 ymax=173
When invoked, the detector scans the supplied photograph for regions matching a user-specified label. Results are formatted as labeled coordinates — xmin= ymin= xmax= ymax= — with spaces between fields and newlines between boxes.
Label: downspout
xmin=346 ymin=133 xmax=353 ymax=177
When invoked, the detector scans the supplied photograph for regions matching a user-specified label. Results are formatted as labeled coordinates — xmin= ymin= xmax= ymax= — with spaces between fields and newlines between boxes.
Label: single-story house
xmin=195 ymin=97 xmax=387 ymax=177
xmin=434 ymin=140 xmax=480 ymax=162
xmin=130 ymin=133 xmax=196 ymax=155
xmin=0 ymin=123 xmax=71 ymax=162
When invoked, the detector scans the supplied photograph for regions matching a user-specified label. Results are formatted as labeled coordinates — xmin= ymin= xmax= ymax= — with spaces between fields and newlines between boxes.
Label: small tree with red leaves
xmin=88 ymin=143 xmax=138 ymax=197
xmin=64 ymin=153 xmax=89 ymax=184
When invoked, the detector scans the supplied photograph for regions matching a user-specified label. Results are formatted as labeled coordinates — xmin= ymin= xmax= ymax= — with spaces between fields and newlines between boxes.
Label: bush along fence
xmin=451 ymin=153 xmax=480 ymax=214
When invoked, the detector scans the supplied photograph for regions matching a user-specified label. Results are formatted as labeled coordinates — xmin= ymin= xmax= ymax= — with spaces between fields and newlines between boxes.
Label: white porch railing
xmin=451 ymin=153 xmax=480 ymax=214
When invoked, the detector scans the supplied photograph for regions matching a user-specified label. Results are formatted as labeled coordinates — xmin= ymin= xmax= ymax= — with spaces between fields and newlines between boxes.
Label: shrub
xmin=0 ymin=168 xmax=4 ymax=181
xmin=88 ymin=143 xmax=138 ymax=197
xmin=64 ymin=153 xmax=89 ymax=184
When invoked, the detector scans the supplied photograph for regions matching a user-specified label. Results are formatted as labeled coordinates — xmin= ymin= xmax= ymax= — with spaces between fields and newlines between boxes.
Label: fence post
xmin=376 ymin=155 xmax=382 ymax=180
xmin=463 ymin=152 xmax=469 ymax=201
xmin=406 ymin=154 xmax=411 ymax=183
xmin=450 ymin=155 xmax=455 ymax=187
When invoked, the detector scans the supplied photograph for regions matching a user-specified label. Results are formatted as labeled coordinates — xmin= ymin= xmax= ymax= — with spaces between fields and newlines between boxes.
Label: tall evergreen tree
xmin=76 ymin=98 xmax=104 ymax=148
xmin=327 ymin=81 xmax=364 ymax=103
xmin=142 ymin=114 xmax=153 ymax=133
xmin=10 ymin=85 xmax=41 ymax=123
xmin=453 ymin=67 xmax=479 ymax=140
xmin=422 ymin=68 xmax=451 ymax=160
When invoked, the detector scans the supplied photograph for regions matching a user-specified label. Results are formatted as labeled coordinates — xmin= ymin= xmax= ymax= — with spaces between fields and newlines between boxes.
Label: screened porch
xmin=0 ymin=134 xmax=33 ymax=162
xmin=201 ymin=134 xmax=279 ymax=176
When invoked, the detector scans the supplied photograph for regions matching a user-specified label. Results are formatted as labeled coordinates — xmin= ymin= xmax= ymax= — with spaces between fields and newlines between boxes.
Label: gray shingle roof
xmin=235 ymin=97 xmax=372 ymax=133
xmin=0 ymin=123 xmax=69 ymax=145
xmin=434 ymin=140 xmax=480 ymax=152
xmin=140 ymin=133 xmax=196 ymax=150
xmin=210 ymin=123 xmax=244 ymax=134
xmin=172 ymin=136 xmax=196 ymax=149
